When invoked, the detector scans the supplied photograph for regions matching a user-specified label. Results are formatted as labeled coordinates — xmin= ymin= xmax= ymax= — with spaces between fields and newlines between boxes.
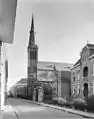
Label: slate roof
xmin=15 ymin=62 xmax=73 ymax=85
xmin=74 ymin=59 xmax=81 ymax=66
xmin=87 ymin=43 xmax=94 ymax=48
xmin=38 ymin=61 xmax=73 ymax=71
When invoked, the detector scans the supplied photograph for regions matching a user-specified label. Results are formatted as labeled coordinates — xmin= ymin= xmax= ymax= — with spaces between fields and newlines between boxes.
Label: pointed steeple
xmin=29 ymin=14 xmax=35 ymax=47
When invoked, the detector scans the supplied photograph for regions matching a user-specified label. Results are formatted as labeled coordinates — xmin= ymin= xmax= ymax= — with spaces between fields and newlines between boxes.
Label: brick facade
xmin=71 ymin=44 xmax=94 ymax=100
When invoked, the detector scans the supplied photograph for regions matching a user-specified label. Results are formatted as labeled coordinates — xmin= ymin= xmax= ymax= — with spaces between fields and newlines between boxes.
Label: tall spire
xmin=29 ymin=14 xmax=35 ymax=47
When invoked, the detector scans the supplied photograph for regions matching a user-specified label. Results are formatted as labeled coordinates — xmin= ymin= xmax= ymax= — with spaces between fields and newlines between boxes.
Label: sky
xmin=7 ymin=0 xmax=94 ymax=88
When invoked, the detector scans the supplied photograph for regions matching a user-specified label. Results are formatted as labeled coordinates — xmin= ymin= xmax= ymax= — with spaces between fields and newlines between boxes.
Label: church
xmin=27 ymin=15 xmax=73 ymax=101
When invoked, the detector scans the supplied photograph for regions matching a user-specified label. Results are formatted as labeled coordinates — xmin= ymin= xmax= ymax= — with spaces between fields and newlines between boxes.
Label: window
xmin=77 ymin=85 xmax=80 ymax=94
xmin=30 ymin=50 xmax=37 ymax=60
xmin=92 ymin=64 xmax=94 ymax=76
xmin=93 ymin=83 xmax=94 ymax=94
xmin=77 ymin=70 xmax=80 ymax=80
xmin=90 ymin=48 xmax=94 ymax=56
xmin=77 ymin=73 xmax=80 ymax=80
xmin=72 ymin=86 xmax=77 ymax=95
xmin=83 ymin=66 xmax=88 ymax=77
xmin=73 ymin=72 xmax=76 ymax=82
xmin=72 ymin=86 xmax=75 ymax=94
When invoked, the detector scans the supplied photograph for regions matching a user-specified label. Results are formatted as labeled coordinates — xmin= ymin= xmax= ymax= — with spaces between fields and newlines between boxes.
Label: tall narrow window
xmin=73 ymin=72 xmax=76 ymax=82
xmin=34 ymin=50 xmax=37 ymax=59
xmin=77 ymin=85 xmax=80 ymax=94
xmin=30 ymin=51 xmax=34 ymax=59
xmin=83 ymin=66 xmax=88 ymax=77
xmin=93 ymin=83 xmax=94 ymax=94
xmin=72 ymin=86 xmax=74 ymax=94
xmin=77 ymin=70 xmax=80 ymax=80
xmin=92 ymin=64 xmax=94 ymax=76
xmin=30 ymin=50 xmax=37 ymax=60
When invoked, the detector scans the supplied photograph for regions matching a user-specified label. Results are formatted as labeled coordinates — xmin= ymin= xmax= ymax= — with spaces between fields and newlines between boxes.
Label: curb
xmin=8 ymin=99 xmax=19 ymax=119
xmin=1 ymin=99 xmax=18 ymax=119
xmin=20 ymin=98 xmax=94 ymax=118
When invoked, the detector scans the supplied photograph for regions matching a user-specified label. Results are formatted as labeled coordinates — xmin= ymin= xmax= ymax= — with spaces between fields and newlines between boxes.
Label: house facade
xmin=71 ymin=44 xmax=94 ymax=100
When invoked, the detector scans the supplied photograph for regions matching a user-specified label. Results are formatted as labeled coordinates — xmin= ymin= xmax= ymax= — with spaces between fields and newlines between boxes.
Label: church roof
xmin=38 ymin=61 xmax=73 ymax=71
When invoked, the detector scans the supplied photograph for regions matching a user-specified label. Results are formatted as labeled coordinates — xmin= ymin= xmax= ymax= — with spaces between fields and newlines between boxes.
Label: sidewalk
xmin=21 ymin=98 xmax=94 ymax=118
xmin=0 ymin=99 xmax=17 ymax=119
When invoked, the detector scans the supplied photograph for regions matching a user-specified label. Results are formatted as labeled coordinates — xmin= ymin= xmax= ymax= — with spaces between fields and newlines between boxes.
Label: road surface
xmin=8 ymin=98 xmax=91 ymax=119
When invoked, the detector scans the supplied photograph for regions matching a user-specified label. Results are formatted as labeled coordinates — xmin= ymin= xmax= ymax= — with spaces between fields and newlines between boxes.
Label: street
xmin=4 ymin=98 xmax=91 ymax=119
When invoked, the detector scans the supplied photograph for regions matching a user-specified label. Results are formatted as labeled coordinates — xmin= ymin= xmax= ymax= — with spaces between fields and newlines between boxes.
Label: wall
xmin=89 ymin=57 xmax=94 ymax=95
xmin=60 ymin=70 xmax=71 ymax=100
xmin=71 ymin=45 xmax=94 ymax=100
xmin=1 ymin=43 xmax=7 ymax=107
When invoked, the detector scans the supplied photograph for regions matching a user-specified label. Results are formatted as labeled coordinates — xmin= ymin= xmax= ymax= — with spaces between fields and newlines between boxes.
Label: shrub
xmin=58 ymin=97 xmax=68 ymax=107
xmin=45 ymin=100 xmax=58 ymax=105
xmin=73 ymin=98 xmax=87 ymax=111
xmin=87 ymin=95 xmax=94 ymax=112
xmin=43 ymin=83 xmax=52 ymax=95
xmin=43 ymin=94 xmax=52 ymax=102
xmin=64 ymin=100 xmax=73 ymax=108
xmin=52 ymin=100 xmax=58 ymax=105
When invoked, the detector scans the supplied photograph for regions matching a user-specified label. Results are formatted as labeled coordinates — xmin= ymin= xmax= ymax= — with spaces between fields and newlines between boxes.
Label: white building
xmin=0 ymin=42 xmax=8 ymax=109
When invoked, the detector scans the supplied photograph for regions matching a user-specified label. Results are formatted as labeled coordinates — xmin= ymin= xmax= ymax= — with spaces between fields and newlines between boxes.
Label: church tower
xmin=27 ymin=15 xmax=38 ymax=98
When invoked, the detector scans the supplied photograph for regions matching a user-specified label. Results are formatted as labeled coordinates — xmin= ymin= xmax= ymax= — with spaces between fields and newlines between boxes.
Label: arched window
xmin=83 ymin=66 xmax=88 ymax=77
xmin=73 ymin=72 xmax=76 ymax=82
xmin=83 ymin=83 xmax=88 ymax=100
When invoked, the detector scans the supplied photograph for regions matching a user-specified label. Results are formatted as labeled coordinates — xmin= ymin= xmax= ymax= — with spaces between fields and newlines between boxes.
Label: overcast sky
xmin=7 ymin=0 xmax=94 ymax=88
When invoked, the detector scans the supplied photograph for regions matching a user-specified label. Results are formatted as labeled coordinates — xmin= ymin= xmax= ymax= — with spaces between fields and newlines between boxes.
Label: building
xmin=27 ymin=15 xmax=38 ymax=100
xmin=71 ymin=43 xmax=94 ymax=100
xmin=52 ymin=65 xmax=72 ymax=101
xmin=27 ymin=15 xmax=73 ymax=102
xmin=0 ymin=42 xmax=8 ymax=107
xmin=37 ymin=61 xmax=73 ymax=101
xmin=13 ymin=78 xmax=27 ymax=98
xmin=9 ymin=78 xmax=27 ymax=98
